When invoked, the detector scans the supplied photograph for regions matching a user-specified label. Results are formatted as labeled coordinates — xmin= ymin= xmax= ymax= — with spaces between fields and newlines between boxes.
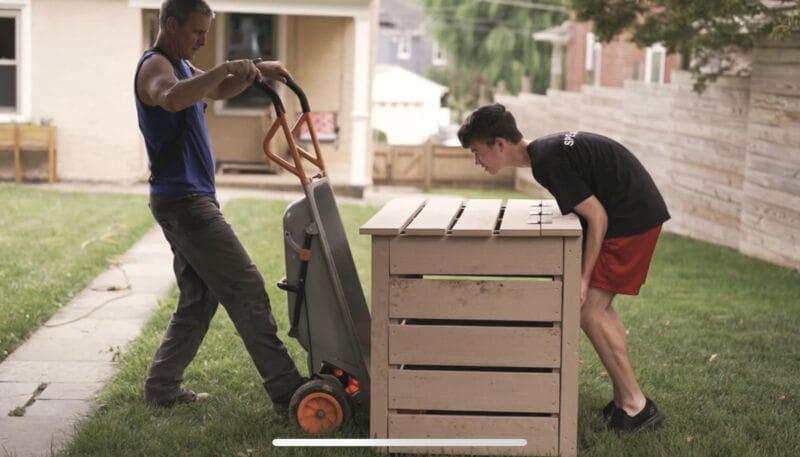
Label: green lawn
xmin=63 ymin=197 xmax=800 ymax=457
xmin=0 ymin=184 xmax=154 ymax=361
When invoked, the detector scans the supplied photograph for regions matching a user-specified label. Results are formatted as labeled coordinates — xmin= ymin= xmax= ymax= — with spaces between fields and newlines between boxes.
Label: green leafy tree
xmin=568 ymin=0 xmax=800 ymax=91
xmin=421 ymin=0 xmax=567 ymax=117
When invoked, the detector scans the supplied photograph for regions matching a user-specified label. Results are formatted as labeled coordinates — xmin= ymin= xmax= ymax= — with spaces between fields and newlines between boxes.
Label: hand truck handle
xmin=253 ymin=79 xmax=327 ymax=186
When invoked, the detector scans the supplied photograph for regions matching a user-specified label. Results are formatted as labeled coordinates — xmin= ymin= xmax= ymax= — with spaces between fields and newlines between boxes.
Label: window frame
xmin=431 ymin=40 xmax=446 ymax=66
xmin=396 ymin=34 xmax=411 ymax=60
xmin=645 ymin=43 xmax=666 ymax=84
xmin=585 ymin=32 xmax=602 ymax=87
xmin=0 ymin=3 xmax=27 ymax=121
xmin=213 ymin=12 xmax=286 ymax=117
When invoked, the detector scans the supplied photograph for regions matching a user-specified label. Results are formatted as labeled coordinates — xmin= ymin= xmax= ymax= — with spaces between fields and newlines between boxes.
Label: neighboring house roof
xmin=533 ymin=20 xmax=571 ymax=45
xmin=379 ymin=0 xmax=424 ymax=32
xmin=372 ymin=64 xmax=447 ymax=103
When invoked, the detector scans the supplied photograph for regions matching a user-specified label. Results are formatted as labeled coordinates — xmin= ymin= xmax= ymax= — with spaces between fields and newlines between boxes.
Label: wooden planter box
xmin=361 ymin=198 xmax=582 ymax=457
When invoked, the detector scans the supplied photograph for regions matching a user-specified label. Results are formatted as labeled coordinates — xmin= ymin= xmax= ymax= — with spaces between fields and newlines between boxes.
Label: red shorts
xmin=589 ymin=225 xmax=662 ymax=296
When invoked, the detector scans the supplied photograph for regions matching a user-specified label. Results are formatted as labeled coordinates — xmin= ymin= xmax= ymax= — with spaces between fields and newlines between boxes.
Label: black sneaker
xmin=602 ymin=400 xmax=616 ymax=420
xmin=607 ymin=398 xmax=664 ymax=432
xmin=146 ymin=389 xmax=209 ymax=408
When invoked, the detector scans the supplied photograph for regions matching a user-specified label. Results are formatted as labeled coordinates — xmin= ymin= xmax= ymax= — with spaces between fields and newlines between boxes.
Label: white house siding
xmin=9 ymin=0 xmax=375 ymax=185
xmin=372 ymin=64 xmax=446 ymax=145
xmin=31 ymin=0 xmax=144 ymax=182
xmin=290 ymin=15 xmax=353 ymax=181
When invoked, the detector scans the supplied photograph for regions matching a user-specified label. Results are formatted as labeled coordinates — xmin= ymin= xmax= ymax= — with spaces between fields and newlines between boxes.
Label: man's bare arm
xmin=202 ymin=60 xmax=294 ymax=100
xmin=137 ymin=56 xmax=260 ymax=111
xmin=572 ymin=195 xmax=609 ymax=304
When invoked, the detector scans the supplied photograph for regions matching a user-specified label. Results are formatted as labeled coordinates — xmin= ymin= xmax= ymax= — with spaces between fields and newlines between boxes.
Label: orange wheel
xmin=288 ymin=378 xmax=352 ymax=434
xmin=296 ymin=392 xmax=343 ymax=434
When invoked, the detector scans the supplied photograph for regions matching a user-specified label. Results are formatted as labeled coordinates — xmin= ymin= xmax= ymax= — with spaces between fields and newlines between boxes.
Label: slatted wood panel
xmin=393 ymin=147 xmax=426 ymax=182
xmin=389 ymin=325 xmax=561 ymax=368
xmin=405 ymin=198 xmax=463 ymax=236
xmin=371 ymin=144 xmax=515 ymax=186
xmin=579 ymin=86 xmax=626 ymax=141
xmin=388 ymin=277 xmax=562 ymax=321
xmin=359 ymin=197 xmax=426 ymax=235
xmin=388 ymin=370 xmax=560 ymax=413
xmin=450 ymin=199 xmax=502 ymax=236
xmin=739 ymin=37 xmax=800 ymax=269
xmin=431 ymin=146 xmax=516 ymax=185
xmin=389 ymin=236 xmax=564 ymax=276
xmin=388 ymin=414 xmax=559 ymax=456
xmin=498 ymin=199 xmax=542 ymax=237
xmin=506 ymin=56 xmax=800 ymax=271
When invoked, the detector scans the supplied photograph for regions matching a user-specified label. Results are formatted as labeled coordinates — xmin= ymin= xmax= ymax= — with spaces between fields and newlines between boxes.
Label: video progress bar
xmin=273 ymin=439 xmax=527 ymax=447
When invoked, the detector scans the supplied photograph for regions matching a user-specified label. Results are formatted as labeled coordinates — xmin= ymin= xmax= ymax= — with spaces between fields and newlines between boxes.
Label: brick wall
xmin=565 ymin=20 xmax=681 ymax=91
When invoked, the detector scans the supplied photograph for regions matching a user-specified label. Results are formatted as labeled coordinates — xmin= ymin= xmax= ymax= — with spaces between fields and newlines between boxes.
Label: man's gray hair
xmin=159 ymin=0 xmax=214 ymax=29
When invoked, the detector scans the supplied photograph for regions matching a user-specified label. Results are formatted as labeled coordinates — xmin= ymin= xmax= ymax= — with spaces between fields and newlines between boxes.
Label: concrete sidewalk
xmin=0 ymin=183 xmax=427 ymax=457
xmin=0 ymin=226 xmax=174 ymax=457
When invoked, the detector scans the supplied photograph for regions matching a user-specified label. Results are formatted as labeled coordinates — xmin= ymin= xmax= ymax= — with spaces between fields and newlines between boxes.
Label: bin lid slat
xmin=540 ymin=205 xmax=582 ymax=236
xmin=405 ymin=197 xmax=463 ymax=236
xmin=498 ymin=199 xmax=542 ymax=237
xmin=359 ymin=197 xmax=427 ymax=235
xmin=450 ymin=199 xmax=502 ymax=237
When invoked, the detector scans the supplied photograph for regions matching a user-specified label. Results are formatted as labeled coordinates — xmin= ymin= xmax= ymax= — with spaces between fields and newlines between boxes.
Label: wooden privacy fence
xmin=372 ymin=143 xmax=515 ymax=187
xmin=498 ymin=34 xmax=800 ymax=271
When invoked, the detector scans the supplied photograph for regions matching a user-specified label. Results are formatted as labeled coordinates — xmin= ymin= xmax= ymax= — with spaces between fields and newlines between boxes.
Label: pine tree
xmin=420 ymin=0 xmax=567 ymax=117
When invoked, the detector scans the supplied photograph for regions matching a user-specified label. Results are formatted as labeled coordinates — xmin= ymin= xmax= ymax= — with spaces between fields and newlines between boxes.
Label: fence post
xmin=423 ymin=141 xmax=433 ymax=189
xmin=386 ymin=145 xmax=394 ymax=182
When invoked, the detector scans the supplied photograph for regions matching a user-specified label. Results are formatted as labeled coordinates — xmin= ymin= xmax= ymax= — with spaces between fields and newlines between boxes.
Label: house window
xmin=432 ymin=41 xmax=447 ymax=66
xmin=0 ymin=11 xmax=20 ymax=112
xmin=645 ymin=43 xmax=666 ymax=83
xmin=585 ymin=32 xmax=601 ymax=86
xmin=222 ymin=13 xmax=277 ymax=110
xmin=397 ymin=35 xmax=411 ymax=60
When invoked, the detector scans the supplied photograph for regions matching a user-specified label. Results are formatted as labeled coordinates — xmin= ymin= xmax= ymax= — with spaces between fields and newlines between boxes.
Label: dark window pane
xmin=227 ymin=14 xmax=275 ymax=60
xmin=225 ymin=13 xmax=275 ymax=108
xmin=0 ymin=17 xmax=14 ymax=59
xmin=0 ymin=66 xmax=16 ymax=108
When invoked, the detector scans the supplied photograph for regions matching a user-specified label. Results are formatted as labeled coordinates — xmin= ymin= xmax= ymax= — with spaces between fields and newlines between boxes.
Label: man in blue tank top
xmin=134 ymin=0 xmax=304 ymax=414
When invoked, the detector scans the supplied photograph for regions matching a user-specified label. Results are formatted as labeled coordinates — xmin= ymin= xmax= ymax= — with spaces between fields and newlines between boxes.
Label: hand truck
xmin=254 ymin=80 xmax=371 ymax=434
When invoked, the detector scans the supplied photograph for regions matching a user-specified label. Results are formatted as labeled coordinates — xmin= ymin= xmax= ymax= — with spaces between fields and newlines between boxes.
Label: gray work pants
xmin=145 ymin=193 xmax=303 ymax=405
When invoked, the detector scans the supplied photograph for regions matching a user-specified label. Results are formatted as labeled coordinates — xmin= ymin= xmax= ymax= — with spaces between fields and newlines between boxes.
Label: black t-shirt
xmin=528 ymin=131 xmax=670 ymax=238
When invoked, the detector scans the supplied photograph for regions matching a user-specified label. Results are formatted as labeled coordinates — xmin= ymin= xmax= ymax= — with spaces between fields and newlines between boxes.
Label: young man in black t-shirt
xmin=458 ymin=103 xmax=669 ymax=432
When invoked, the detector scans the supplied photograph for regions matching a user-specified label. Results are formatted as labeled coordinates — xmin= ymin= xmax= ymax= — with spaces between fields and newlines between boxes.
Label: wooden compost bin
xmin=360 ymin=197 xmax=582 ymax=457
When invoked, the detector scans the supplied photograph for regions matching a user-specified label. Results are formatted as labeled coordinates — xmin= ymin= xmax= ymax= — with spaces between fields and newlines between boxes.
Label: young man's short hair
xmin=160 ymin=0 xmax=214 ymax=29
xmin=457 ymin=103 xmax=523 ymax=148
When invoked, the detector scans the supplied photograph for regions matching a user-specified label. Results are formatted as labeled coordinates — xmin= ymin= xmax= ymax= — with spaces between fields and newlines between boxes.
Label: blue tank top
xmin=134 ymin=49 xmax=216 ymax=196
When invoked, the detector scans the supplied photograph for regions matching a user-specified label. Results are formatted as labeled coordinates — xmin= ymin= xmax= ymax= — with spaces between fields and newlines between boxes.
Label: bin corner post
xmin=370 ymin=236 xmax=391 ymax=453
xmin=559 ymin=236 xmax=581 ymax=457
